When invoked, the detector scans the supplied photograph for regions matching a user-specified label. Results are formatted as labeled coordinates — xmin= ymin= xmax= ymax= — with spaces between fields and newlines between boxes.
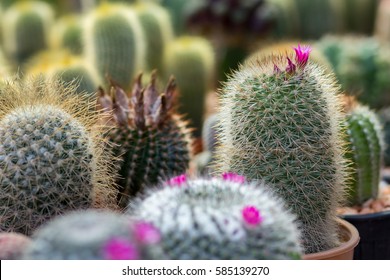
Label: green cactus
xmin=164 ymin=36 xmax=215 ymax=136
xmin=0 ymin=233 xmax=31 ymax=260
xmin=0 ymin=78 xmax=117 ymax=235
xmin=215 ymin=45 xmax=348 ymax=254
xmin=98 ymin=72 xmax=193 ymax=208
xmin=316 ymin=35 xmax=390 ymax=109
xmin=343 ymin=0 xmax=378 ymax=34
xmin=83 ymin=2 xmax=145 ymax=89
xmin=132 ymin=2 xmax=174 ymax=72
xmin=1 ymin=1 xmax=55 ymax=64
xmin=378 ymin=107 xmax=390 ymax=167
xmin=23 ymin=209 xmax=162 ymax=260
xmin=129 ymin=173 xmax=303 ymax=260
xmin=267 ymin=0 xmax=300 ymax=38
xmin=344 ymin=103 xmax=384 ymax=206
xmin=160 ymin=0 xmax=190 ymax=35
xmin=50 ymin=14 xmax=83 ymax=55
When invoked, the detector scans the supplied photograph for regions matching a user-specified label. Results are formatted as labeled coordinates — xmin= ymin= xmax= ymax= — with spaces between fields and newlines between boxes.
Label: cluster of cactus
xmin=0 ymin=78 xmax=116 ymax=235
xmin=98 ymin=72 xmax=193 ymax=208
xmin=316 ymin=35 xmax=390 ymax=109
xmin=129 ymin=173 xmax=303 ymax=260
xmin=50 ymin=14 xmax=83 ymax=54
xmin=344 ymin=101 xmax=384 ymax=206
xmin=215 ymin=44 xmax=348 ymax=254
xmin=24 ymin=210 xmax=162 ymax=260
xmin=163 ymin=36 xmax=215 ymax=135
xmin=0 ymin=232 xmax=31 ymax=260
xmin=1 ymin=1 xmax=54 ymax=64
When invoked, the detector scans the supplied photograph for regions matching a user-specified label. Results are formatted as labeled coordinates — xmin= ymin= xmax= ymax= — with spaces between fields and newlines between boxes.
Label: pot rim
xmin=303 ymin=218 xmax=360 ymax=260
xmin=341 ymin=209 xmax=390 ymax=221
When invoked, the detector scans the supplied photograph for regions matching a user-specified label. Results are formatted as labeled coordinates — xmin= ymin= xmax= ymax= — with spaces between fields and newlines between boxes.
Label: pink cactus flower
xmin=222 ymin=172 xmax=246 ymax=183
xmin=133 ymin=222 xmax=161 ymax=245
xmin=167 ymin=174 xmax=187 ymax=187
xmin=103 ymin=237 xmax=139 ymax=260
xmin=293 ymin=44 xmax=311 ymax=68
xmin=242 ymin=206 xmax=263 ymax=226
xmin=273 ymin=64 xmax=281 ymax=74
xmin=285 ymin=57 xmax=297 ymax=73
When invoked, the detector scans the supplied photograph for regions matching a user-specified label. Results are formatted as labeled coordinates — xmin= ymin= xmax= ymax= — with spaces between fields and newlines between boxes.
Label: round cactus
xmin=128 ymin=173 xmax=303 ymax=260
xmin=1 ymin=1 xmax=55 ymax=63
xmin=0 ymin=232 xmax=31 ymax=260
xmin=98 ymin=72 xmax=193 ymax=208
xmin=50 ymin=14 xmax=83 ymax=54
xmin=0 ymin=78 xmax=116 ymax=235
xmin=163 ymin=36 xmax=215 ymax=136
xmin=215 ymin=45 xmax=348 ymax=254
xmin=344 ymin=103 xmax=384 ymax=206
xmin=83 ymin=2 xmax=145 ymax=89
xmin=132 ymin=2 xmax=174 ymax=72
xmin=23 ymin=210 xmax=162 ymax=260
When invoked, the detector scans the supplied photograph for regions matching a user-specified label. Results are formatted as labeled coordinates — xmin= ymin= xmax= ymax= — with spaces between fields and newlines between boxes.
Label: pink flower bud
xmin=293 ymin=44 xmax=311 ymax=68
xmin=242 ymin=206 xmax=263 ymax=226
xmin=103 ymin=237 xmax=138 ymax=260
xmin=133 ymin=222 xmax=161 ymax=245
xmin=222 ymin=172 xmax=246 ymax=183
xmin=167 ymin=174 xmax=187 ymax=187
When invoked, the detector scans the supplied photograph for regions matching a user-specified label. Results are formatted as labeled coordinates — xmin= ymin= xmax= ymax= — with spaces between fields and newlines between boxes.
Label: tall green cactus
xmin=164 ymin=36 xmax=215 ymax=136
xmin=98 ymin=72 xmax=193 ymax=208
xmin=1 ymin=1 xmax=55 ymax=63
xmin=129 ymin=173 xmax=303 ymax=260
xmin=215 ymin=45 xmax=348 ymax=254
xmin=0 ymin=78 xmax=116 ymax=235
xmin=83 ymin=2 xmax=145 ymax=89
xmin=344 ymin=103 xmax=384 ymax=206
xmin=50 ymin=14 xmax=83 ymax=54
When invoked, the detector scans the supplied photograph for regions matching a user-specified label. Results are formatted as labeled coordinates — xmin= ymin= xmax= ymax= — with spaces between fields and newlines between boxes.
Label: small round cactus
xmin=0 ymin=233 xmax=31 ymax=260
xmin=98 ymin=72 xmax=193 ymax=208
xmin=0 ymin=78 xmax=116 ymax=235
xmin=50 ymin=14 xmax=83 ymax=54
xmin=128 ymin=174 xmax=303 ymax=260
xmin=23 ymin=210 xmax=162 ymax=260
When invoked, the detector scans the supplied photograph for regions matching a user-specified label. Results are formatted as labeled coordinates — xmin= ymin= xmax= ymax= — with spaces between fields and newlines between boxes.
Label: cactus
xmin=267 ymin=0 xmax=300 ymax=39
xmin=344 ymin=102 xmax=384 ymax=206
xmin=50 ymin=15 xmax=83 ymax=54
xmin=164 ymin=36 xmax=215 ymax=136
xmin=160 ymin=0 xmax=191 ymax=35
xmin=128 ymin=173 xmax=303 ymax=260
xmin=343 ymin=0 xmax=378 ymax=34
xmin=133 ymin=2 xmax=174 ymax=72
xmin=97 ymin=72 xmax=193 ymax=208
xmin=317 ymin=35 xmax=390 ymax=109
xmin=0 ymin=233 xmax=31 ymax=260
xmin=23 ymin=210 xmax=162 ymax=260
xmin=215 ymin=45 xmax=348 ymax=254
xmin=83 ymin=2 xmax=145 ymax=89
xmin=1 ymin=1 xmax=55 ymax=64
xmin=0 ymin=78 xmax=116 ymax=235
xmin=378 ymin=107 xmax=390 ymax=167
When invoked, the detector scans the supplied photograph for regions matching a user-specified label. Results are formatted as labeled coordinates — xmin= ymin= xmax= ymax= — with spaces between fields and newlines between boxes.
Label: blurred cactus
xmin=378 ymin=107 xmax=390 ymax=167
xmin=0 ymin=233 xmax=31 ymax=260
xmin=164 ymin=36 xmax=215 ymax=136
xmin=267 ymin=0 xmax=300 ymax=38
xmin=50 ymin=14 xmax=83 ymax=54
xmin=83 ymin=2 xmax=145 ymax=89
xmin=344 ymin=102 xmax=384 ymax=206
xmin=2 ymin=1 xmax=55 ymax=64
xmin=343 ymin=0 xmax=378 ymax=34
xmin=97 ymin=72 xmax=193 ymax=208
xmin=215 ymin=45 xmax=348 ymax=254
xmin=24 ymin=210 xmax=162 ymax=259
xmin=160 ymin=0 xmax=192 ymax=35
xmin=133 ymin=1 xmax=174 ymax=72
xmin=0 ymin=78 xmax=116 ymax=235
xmin=129 ymin=174 xmax=302 ymax=260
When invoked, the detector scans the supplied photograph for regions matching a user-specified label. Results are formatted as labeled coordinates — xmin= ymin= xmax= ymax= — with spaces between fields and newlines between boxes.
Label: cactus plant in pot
xmin=214 ymin=44 xmax=359 ymax=259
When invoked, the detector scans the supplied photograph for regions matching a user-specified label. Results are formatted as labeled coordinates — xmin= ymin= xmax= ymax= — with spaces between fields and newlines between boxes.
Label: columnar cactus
xmin=164 ymin=36 xmax=215 ymax=135
xmin=129 ymin=173 xmax=303 ymax=260
xmin=215 ymin=45 xmax=348 ymax=254
xmin=133 ymin=2 xmax=174 ymax=72
xmin=1 ymin=1 xmax=54 ymax=63
xmin=267 ymin=0 xmax=300 ymax=38
xmin=50 ymin=15 xmax=83 ymax=54
xmin=0 ymin=78 xmax=116 ymax=235
xmin=344 ymin=103 xmax=384 ymax=206
xmin=378 ymin=107 xmax=390 ymax=166
xmin=23 ymin=210 xmax=162 ymax=260
xmin=0 ymin=233 xmax=31 ymax=260
xmin=98 ymin=72 xmax=193 ymax=208
xmin=83 ymin=2 xmax=145 ymax=89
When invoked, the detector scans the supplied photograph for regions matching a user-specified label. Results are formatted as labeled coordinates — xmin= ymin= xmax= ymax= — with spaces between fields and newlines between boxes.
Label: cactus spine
xmin=129 ymin=174 xmax=302 ymax=260
xmin=2 ymin=1 xmax=54 ymax=63
xmin=0 ymin=78 xmax=116 ymax=235
xmin=215 ymin=45 xmax=348 ymax=254
xmin=164 ymin=36 xmax=215 ymax=136
xmin=83 ymin=2 xmax=145 ymax=89
xmin=98 ymin=72 xmax=193 ymax=208
xmin=345 ymin=103 xmax=384 ymax=206
xmin=24 ymin=210 xmax=162 ymax=260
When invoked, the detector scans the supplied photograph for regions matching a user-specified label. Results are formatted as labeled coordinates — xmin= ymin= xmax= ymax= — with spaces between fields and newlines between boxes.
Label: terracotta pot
xmin=342 ymin=210 xmax=390 ymax=259
xmin=303 ymin=218 xmax=360 ymax=260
